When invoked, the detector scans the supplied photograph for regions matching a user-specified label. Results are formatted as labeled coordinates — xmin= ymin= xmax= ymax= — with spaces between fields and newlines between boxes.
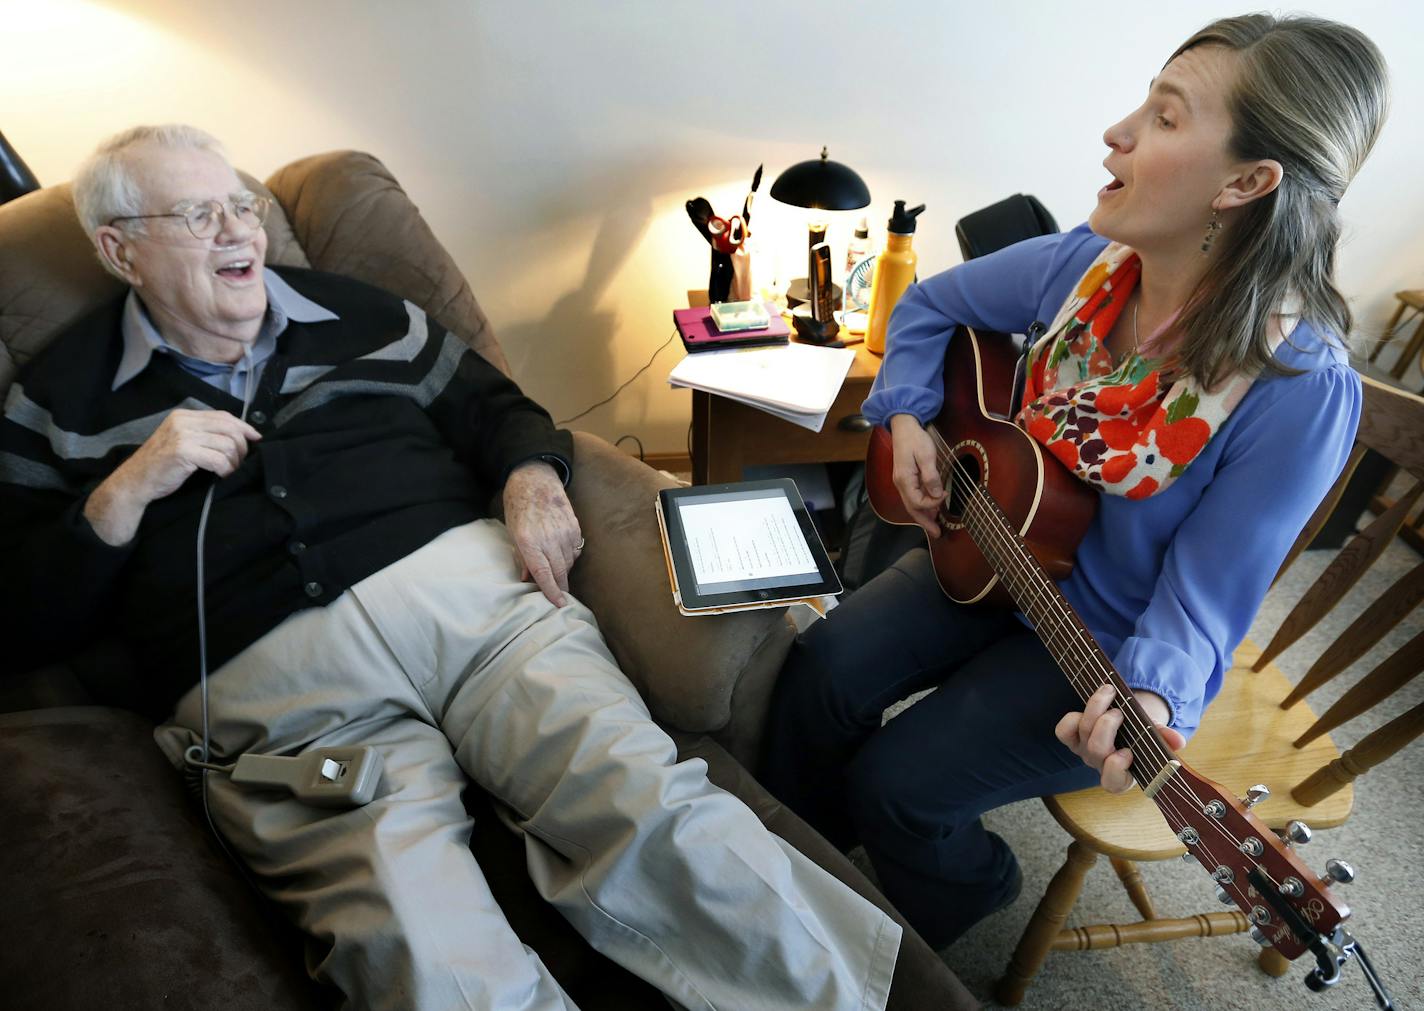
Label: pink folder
xmin=673 ymin=303 xmax=790 ymax=353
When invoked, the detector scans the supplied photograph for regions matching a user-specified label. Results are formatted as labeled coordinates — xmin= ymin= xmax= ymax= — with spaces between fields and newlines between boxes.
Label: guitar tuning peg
xmin=1249 ymin=925 xmax=1272 ymax=947
xmin=1285 ymin=820 xmax=1312 ymax=845
xmin=1215 ymin=885 xmax=1235 ymax=906
xmin=1242 ymin=784 xmax=1270 ymax=809
xmin=1322 ymin=858 xmax=1355 ymax=884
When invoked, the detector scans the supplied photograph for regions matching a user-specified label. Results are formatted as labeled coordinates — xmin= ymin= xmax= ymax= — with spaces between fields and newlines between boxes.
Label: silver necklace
xmin=1131 ymin=299 xmax=1141 ymax=355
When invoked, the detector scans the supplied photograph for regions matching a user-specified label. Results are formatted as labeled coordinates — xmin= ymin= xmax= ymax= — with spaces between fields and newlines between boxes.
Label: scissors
xmin=707 ymin=214 xmax=746 ymax=254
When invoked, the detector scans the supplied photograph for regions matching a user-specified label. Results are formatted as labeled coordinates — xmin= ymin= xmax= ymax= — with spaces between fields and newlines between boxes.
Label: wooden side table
xmin=689 ymin=340 xmax=883 ymax=485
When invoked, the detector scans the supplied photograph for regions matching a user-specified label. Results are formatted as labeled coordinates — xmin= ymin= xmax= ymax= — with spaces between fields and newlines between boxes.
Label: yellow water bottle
xmin=865 ymin=200 xmax=925 ymax=355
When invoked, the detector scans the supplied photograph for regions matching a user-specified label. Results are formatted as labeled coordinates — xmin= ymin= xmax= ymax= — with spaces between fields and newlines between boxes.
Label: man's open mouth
xmin=216 ymin=259 xmax=255 ymax=280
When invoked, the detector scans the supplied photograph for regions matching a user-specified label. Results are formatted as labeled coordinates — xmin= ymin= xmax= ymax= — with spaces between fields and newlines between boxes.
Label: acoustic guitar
xmin=864 ymin=326 xmax=1380 ymax=991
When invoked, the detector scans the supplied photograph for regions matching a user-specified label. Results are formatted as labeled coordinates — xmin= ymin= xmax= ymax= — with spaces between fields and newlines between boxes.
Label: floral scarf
xmin=1016 ymin=241 xmax=1285 ymax=500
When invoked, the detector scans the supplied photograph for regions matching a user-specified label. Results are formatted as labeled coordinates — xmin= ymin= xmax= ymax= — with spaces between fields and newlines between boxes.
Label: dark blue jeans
xmin=759 ymin=548 xmax=1099 ymax=949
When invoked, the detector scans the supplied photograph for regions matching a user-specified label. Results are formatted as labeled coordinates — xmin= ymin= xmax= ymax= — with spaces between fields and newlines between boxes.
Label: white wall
xmin=5 ymin=0 xmax=1421 ymax=453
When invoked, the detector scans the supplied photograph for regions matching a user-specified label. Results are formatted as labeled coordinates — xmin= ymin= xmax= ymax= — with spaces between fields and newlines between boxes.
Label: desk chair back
xmin=954 ymin=193 xmax=1059 ymax=263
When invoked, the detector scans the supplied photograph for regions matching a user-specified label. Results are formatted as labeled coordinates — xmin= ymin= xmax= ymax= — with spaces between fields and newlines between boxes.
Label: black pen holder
xmin=708 ymin=250 xmax=734 ymax=304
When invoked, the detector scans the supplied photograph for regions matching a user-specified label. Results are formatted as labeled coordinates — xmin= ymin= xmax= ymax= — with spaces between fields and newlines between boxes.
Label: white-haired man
xmin=0 ymin=126 xmax=903 ymax=1011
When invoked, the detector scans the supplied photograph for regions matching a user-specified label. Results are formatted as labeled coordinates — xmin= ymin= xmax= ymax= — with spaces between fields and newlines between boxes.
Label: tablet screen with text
xmin=657 ymin=479 xmax=841 ymax=612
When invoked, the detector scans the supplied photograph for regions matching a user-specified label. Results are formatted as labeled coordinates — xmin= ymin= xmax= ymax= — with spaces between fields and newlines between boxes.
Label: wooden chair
xmin=1357 ymin=364 xmax=1424 ymax=555
xmin=1367 ymin=289 xmax=1424 ymax=381
xmin=994 ymin=373 xmax=1424 ymax=1006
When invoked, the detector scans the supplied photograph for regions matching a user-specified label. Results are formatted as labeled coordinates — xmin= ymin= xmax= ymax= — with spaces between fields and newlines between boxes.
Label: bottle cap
xmin=887 ymin=200 xmax=926 ymax=235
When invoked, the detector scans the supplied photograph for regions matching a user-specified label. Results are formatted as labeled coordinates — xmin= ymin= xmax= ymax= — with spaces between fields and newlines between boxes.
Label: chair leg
xmin=1109 ymin=856 xmax=1157 ymax=920
xmin=1368 ymin=300 xmax=1409 ymax=363
xmin=996 ymin=840 xmax=1097 ymax=1007
xmin=1258 ymin=947 xmax=1291 ymax=978
xmin=1390 ymin=317 xmax=1424 ymax=380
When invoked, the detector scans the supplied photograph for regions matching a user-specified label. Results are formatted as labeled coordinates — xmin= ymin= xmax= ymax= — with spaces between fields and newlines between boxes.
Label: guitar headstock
xmin=1160 ymin=765 xmax=1350 ymax=959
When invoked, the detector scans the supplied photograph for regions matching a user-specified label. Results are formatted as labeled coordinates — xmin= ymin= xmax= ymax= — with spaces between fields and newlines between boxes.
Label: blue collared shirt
xmin=113 ymin=268 xmax=339 ymax=397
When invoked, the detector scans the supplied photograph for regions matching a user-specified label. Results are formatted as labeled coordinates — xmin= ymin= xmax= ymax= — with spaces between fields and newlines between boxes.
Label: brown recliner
xmin=0 ymin=150 xmax=976 ymax=1010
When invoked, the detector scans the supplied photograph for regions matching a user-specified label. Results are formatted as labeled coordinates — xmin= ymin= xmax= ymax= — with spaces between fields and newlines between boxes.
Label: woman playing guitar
xmin=760 ymin=13 xmax=1391 ymax=952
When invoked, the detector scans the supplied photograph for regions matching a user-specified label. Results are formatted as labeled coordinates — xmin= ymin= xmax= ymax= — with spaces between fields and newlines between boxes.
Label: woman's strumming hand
xmin=889 ymin=413 xmax=948 ymax=537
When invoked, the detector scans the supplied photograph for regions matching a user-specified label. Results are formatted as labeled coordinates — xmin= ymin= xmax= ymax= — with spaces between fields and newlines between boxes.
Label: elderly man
xmin=0 ymin=125 xmax=903 ymax=1011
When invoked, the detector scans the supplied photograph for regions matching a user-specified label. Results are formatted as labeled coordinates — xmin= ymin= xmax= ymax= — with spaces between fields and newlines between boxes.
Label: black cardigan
xmin=0 ymin=267 xmax=573 ymax=713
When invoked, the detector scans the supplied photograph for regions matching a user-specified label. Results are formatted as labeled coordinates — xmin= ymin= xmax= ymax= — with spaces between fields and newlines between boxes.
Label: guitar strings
xmin=924 ymin=426 xmax=1173 ymax=764
xmin=942 ymin=453 xmax=1187 ymax=778
xmin=929 ymin=428 xmax=1164 ymax=750
xmin=931 ymin=442 xmax=1285 ymax=902
xmin=924 ymin=426 xmax=1288 ymax=898
xmin=928 ymin=433 xmax=1190 ymax=776
xmin=928 ymin=430 xmax=1292 ymax=906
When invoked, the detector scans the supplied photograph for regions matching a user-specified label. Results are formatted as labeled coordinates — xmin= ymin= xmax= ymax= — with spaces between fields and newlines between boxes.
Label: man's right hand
xmin=889 ymin=413 xmax=947 ymax=537
xmin=84 ymin=409 xmax=262 ymax=546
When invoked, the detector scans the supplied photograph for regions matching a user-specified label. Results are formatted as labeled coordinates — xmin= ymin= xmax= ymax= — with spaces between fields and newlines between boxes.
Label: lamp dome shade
xmin=0 ymin=130 xmax=40 ymax=205
xmin=769 ymin=147 xmax=870 ymax=211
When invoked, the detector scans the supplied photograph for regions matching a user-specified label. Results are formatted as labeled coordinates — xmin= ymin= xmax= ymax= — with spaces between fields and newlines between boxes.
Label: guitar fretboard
xmin=935 ymin=434 xmax=1170 ymax=785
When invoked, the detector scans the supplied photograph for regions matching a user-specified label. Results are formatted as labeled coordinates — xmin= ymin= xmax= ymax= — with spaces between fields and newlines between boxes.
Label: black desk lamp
xmin=0 ymin=130 xmax=41 ymax=205
xmin=769 ymin=146 xmax=870 ymax=301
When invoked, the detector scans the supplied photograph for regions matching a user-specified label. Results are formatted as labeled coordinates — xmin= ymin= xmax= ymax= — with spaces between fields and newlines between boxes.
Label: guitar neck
xmin=946 ymin=451 xmax=1174 ymax=784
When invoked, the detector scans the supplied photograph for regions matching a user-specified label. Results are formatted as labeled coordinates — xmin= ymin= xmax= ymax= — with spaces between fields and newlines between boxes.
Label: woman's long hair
xmin=1167 ymin=14 xmax=1389 ymax=388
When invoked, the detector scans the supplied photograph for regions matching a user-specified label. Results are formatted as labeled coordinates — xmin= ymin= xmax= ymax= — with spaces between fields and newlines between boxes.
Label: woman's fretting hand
xmin=889 ymin=413 xmax=947 ymax=537
xmin=1056 ymin=685 xmax=1187 ymax=793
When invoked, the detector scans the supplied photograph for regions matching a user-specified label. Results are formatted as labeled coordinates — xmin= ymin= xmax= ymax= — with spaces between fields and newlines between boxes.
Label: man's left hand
xmin=503 ymin=460 xmax=582 ymax=606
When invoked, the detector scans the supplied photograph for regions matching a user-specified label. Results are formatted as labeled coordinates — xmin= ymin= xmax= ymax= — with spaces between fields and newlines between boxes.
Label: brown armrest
xmin=566 ymin=433 xmax=795 ymax=758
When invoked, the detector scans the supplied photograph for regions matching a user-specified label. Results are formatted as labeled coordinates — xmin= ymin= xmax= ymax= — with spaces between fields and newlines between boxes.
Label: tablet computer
xmin=656 ymin=478 xmax=842 ymax=614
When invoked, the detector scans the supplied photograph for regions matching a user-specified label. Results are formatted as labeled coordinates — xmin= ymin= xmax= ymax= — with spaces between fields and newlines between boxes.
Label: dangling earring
xmin=1201 ymin=205 xmax=1222 ymax=255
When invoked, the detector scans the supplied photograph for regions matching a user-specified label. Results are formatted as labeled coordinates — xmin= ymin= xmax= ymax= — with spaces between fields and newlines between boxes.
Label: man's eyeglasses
xmin=109 ymin=193 xmax=272 ymax=240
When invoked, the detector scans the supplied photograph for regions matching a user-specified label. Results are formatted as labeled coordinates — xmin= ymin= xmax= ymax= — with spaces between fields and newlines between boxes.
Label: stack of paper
xmin=667 ymin=342 xmax=856 ymax=432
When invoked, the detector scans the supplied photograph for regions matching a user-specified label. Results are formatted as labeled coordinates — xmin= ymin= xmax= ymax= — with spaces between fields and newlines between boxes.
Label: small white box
xmin=709 ymin=300 xmax=772 ymax=332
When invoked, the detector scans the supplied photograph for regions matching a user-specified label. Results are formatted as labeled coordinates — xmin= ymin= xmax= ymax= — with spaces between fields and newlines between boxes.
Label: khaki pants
xmin=157 ymin=520 xmax=900 ymax=1011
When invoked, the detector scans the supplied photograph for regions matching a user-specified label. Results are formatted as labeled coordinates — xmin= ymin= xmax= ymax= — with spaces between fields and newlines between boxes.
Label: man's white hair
xmin=71 ymin=124 xmax=230 ymax=254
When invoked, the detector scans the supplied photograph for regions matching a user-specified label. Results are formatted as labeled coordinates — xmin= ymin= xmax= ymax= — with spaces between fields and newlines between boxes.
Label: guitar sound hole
xmin=943 ymin=453 xmax=982 ymax=526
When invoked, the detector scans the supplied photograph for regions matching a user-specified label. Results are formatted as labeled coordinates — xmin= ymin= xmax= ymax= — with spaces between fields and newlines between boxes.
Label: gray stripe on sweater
xmin=279 ymin=363 xmax=336 ymax=395
xmin=3 ymin=383 xmax=211 ymax=461
xmin=280 ymin=301 xmax=431 ymax=395
xmin=0 ymin=451 xmax=80 ymax=493
xmin=274 ymin=330 xmax=466 ymax=429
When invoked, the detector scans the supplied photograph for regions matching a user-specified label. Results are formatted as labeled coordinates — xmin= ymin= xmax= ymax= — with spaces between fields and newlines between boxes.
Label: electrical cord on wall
xmin=556 ymin=329 xmax=677 ymax=427
xmin=613 ymin=434 xmax=645 ymax=461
